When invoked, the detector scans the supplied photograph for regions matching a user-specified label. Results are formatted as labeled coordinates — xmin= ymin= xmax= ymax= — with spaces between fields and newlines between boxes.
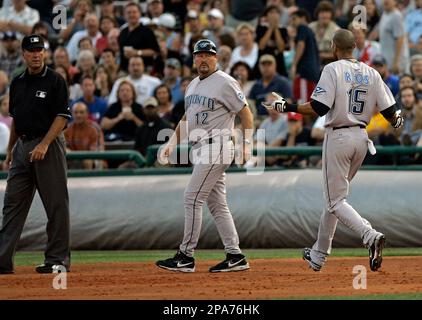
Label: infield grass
xmin=14 ymin=247 xmax=422 ymax=266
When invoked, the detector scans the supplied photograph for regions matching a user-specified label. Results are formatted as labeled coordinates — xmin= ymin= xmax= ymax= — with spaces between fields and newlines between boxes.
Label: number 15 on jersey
xmin=348 ymin=87 xmax=368 ymax=115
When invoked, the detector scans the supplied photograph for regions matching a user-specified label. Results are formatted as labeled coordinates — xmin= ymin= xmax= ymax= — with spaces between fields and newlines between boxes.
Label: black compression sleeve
xmin=310 ymin=100 xmax=330 ymax=117
xmin=380 ymin=104 xmax=398 ymax=119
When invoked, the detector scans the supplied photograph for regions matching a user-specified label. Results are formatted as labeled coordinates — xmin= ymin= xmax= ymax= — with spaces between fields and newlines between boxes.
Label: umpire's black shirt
xmin=9 ymin=65 xmax=71 ymax=138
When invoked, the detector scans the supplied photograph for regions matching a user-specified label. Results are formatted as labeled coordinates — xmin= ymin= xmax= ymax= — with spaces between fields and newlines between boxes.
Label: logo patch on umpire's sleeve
xmin=313 ymin=87 xmax=326 ymax=95
xmin=35 ymin=91 xmax=47 ymax=98
xmin=237 ymin=91 xmax=245 ymax=101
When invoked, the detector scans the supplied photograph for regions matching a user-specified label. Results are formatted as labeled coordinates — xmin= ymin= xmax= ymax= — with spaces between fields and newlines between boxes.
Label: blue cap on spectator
xmin=372 ymin=55 xmax=387 ymax=66
xmin=1 ymin=31 xmax=17 ymax=41
xmin=166 ymin=58 xmax=181 ymax=69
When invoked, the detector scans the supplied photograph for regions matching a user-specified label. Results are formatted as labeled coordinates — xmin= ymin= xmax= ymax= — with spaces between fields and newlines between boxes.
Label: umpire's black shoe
xmin=369 ymin=234 xmax=386 ymax=272
xmin=0 ymin=268 xmax=14 ymax=275
xmin=156 ymin=251 xmax=195 ymax=273
xmin=209 ymin=253 xmax=250 ymax=273
xmin=35 ymin=263 xmax=70 ymax=274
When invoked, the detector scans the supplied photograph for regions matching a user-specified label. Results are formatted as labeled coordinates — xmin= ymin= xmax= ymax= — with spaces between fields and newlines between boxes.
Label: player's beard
xmin=198 ymin=63 xmax=210 ymax=76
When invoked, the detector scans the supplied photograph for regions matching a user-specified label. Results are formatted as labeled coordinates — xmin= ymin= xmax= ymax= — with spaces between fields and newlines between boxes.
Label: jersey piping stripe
xmin=183 ymin=143 xmax=224 ymax=254
xmin=324 ymin=134 xmax=332 ymax=210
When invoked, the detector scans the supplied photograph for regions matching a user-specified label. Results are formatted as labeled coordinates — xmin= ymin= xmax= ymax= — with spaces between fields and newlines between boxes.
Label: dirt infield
xmin=1 ymin=256 xmax=421 ymax=299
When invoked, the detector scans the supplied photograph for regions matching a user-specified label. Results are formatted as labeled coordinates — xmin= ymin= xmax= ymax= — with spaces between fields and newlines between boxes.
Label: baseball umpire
xmin=156 ymin=39 xmax=254 ymax=273
xmin=0 ymin=34 xmax=71 ymax=274
xmin=262 ymin=29 xmax=404 ymax=272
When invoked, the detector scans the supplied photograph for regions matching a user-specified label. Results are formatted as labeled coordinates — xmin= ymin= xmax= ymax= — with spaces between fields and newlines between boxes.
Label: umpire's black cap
xmin=21 ymin=34 xmax=45 ymax=51
xmin=193 ymin=39 xmax=217 ymax=55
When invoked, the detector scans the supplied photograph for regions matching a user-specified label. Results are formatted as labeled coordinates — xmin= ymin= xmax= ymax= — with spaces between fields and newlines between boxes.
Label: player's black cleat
xmin=209 ymin=253 xmax=250 ymax=272
xmin=35 ymin=263 xmax=70 ymax=274
xmin=156 ymin=251 xmax=195 ymax=273
xmin=369 ymin=234 xmax=386 ymax=272
xmin=302 ymin=248 xmax=323 ymax=272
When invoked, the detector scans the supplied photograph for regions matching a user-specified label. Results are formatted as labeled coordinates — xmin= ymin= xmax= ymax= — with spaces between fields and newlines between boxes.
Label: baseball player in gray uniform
xmin=262 ymin=29 xmax=404 ymax=272
xmin=156 ymin=39 xmax=254 ymax=273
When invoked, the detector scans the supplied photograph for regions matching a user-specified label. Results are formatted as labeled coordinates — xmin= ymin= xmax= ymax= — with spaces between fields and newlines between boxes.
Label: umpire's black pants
xmin=0 ymin=134 xmax=70 ymax=272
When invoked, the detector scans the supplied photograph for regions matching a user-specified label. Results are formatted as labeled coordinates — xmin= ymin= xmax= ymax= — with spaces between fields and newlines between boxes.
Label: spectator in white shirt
xmin=108 ymin=56 xmax=161 ymax=106
xmin=66 ymin=13 xmax=102 ymax=62
xmin=0 ymin=0 xmax=39 ymax=39
xmin=230 ymin=23 xmax=259 ymax=71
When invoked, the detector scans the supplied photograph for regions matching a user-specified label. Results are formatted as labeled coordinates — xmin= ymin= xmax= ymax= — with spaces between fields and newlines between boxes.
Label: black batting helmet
xmin=193 ymin=39 xmax=217 ymax=55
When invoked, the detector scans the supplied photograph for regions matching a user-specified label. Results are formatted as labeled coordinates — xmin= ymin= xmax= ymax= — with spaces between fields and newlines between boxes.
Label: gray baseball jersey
xmin=179 ymin=70 xmax=248 ymax=257
xmin=308 ymin=59 xmax=391 ymax=264
xmin=184 ymin=70 xmax=247 ymax=143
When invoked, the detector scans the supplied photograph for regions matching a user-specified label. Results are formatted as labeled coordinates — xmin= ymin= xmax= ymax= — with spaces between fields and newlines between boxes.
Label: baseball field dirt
xmin=1 ymin=256 xmax=421 ymax=299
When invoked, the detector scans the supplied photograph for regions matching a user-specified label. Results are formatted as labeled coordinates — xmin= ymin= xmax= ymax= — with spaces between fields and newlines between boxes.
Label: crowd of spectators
xmin=0 ymin=0 xmax=421 ymax=169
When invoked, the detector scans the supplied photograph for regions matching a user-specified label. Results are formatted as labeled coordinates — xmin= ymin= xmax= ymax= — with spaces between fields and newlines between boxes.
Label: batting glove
xmin=392 ymin=110 xmax=404 ymax=129
xmin=261 ymin=92 xmax=288 ymax=113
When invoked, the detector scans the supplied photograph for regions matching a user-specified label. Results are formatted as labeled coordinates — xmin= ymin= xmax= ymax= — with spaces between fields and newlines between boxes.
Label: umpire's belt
xmin=332 ymin=124 xmax=366 ymax=130
xmin=19 ymin=134 xmax=43 ymax=142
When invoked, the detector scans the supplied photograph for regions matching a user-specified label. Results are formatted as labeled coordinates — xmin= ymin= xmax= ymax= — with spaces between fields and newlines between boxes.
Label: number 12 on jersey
xmin=347 ymin=87 xmax=367 ymax=115
xmin=195 ymin=112 xmax=208 ymax=125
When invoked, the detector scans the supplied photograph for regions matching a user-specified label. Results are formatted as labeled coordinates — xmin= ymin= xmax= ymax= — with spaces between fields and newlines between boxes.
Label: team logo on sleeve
xmin=35 ymin=90 xmax=47 ymax=98
xmin=237 ymin=91 xmax=245 ymax=101
xmin=312 ymin=87 xmax=326 ymax=96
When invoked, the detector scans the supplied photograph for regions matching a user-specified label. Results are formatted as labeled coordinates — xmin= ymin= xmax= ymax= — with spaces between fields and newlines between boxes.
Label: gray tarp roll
xmin=0 ymin=169 xmax=420 ymax=250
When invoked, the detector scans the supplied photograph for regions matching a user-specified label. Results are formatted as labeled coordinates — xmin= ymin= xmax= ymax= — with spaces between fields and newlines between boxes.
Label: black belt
xmin=19 ymin=134 xmax=43 ymax=142
xmin=206 ymin=136 xmax=234 ymax=144
xmin=194 ymin=136 xmax=234 ymax=145
xmin=332 ymin=124 xmax=366 ymax=130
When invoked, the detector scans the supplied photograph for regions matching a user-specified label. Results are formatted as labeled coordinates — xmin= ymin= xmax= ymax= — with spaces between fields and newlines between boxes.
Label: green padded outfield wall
xmin=0 ymin=169 xmax=421 ymax=250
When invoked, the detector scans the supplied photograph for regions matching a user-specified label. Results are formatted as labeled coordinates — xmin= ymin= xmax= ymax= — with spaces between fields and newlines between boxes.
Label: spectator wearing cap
xmin=280 ymin=111 xmax=314 ymax=168
xmin=372 ymin=55 xmax=400 ymax=96
xmin=349 ymin=23 xmax=381 ymax=66
xmin=0 ymin=31 xmax=23 ymax=76
xmin=377 ymin=0 xmax=409 ymax=74
xmin=202 ymin=8 xmax=235 ymax=48
xmin=99 ymin=0 xmax=125 ymax=27
xmin=256 ymin=5 xmax=289 ymax=78
xmin=249 ymin=54 xmax=292 ymax=117
xmin=182 ymin=9 xmax=203 ymax=59
xmin=230 ymin=23 xmax=259 ymax=72
xmin=147 ymin=0 xmax=164 ymax=19
xmin=118 ymin=2 xmax=160 ymax=72
xmin=163 ymin=58 xmax=183 ymax=104
xmin=309 ymin=1 xmax=340 ymax=66
xmin=108 ymin=56 xmax=161 ymax=106
xmin=101 ymin=80 xmax=145 ymax=142
xmin=158 ymin=13 xmax=182 ymax=60
xmin=133 ymin=96 xmax=172 ymax=158
xmin=0 ymin=0 xmax=40 ymax=39
xmin=66 ymin=13 xmax=102 ymax=63
xmin=59 ymin=0 xmax=93 ymax=43
xmin=225 ymin=0 xmax=266 ymax=29
xmin=289 ymin=9 xmax=320 ymax=104
xmin=405 ymin=0 xmax=422 ymax=51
